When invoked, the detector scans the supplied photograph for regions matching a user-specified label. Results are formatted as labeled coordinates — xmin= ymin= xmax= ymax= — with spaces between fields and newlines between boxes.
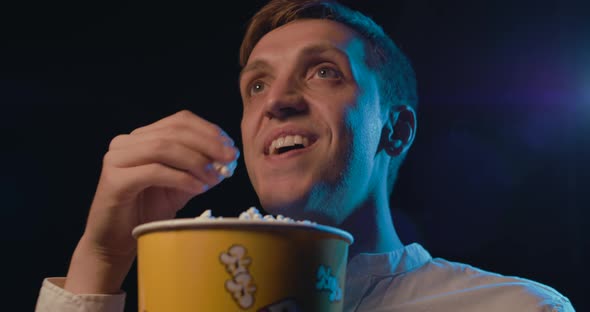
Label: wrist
xmin=64 ymin=235 xmax=136 ymax=295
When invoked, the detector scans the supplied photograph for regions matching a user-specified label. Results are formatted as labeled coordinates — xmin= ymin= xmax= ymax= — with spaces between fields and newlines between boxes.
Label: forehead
xmin=246 ymin=19 xmax=366 ymax=68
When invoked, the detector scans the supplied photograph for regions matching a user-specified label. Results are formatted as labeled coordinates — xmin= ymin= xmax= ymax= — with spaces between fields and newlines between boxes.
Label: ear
xmin=381 ymin=105 xmax=417 ymax=156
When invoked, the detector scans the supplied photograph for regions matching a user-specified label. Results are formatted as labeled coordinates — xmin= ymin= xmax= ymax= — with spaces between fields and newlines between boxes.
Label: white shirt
xmin=35 ymin=243 xmax=574 ymax=311
xmin=345 ymin=243 xmax=573 ymax=311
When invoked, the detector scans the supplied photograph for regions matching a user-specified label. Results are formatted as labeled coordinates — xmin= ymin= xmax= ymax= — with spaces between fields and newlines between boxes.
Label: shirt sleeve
xmin=35 ymin=277 xmax=126 ymax=312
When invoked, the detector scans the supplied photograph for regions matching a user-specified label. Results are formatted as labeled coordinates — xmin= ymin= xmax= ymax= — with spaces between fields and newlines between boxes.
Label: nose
xmin=264 ymin=78 xmax=307 ymax=120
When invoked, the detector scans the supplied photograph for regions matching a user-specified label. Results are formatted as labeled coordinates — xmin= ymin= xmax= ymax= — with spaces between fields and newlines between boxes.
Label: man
xmin=35 ymin=0 xmax=574 ymax=311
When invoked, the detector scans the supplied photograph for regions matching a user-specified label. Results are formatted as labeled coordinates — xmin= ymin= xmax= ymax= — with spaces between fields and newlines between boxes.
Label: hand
xmin=64 ymin=110 xmax=239 ymax=294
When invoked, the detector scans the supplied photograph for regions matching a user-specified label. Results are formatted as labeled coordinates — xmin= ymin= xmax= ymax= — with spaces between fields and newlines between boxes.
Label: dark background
xmin=1 ymin=0 xmax=588 ymax=310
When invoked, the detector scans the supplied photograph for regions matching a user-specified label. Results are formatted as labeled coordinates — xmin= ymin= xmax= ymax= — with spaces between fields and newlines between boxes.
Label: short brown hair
xmin=239 ymin=0 xmax=418 ymax=194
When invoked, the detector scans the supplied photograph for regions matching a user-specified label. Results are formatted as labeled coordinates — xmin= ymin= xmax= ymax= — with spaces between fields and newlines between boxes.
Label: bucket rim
xmin=132 ymin=218 xmax=354 ymax=245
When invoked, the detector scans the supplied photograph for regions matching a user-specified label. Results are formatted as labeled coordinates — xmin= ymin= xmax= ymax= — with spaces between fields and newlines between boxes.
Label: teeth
xmin=269 ymin=134 xmax=310 ymax=155
xmin=284 ymin=135 xmax=294 ymax=147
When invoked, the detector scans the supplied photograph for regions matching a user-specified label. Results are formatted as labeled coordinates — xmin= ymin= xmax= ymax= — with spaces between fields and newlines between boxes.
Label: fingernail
xmin=223 ymin=137 xmax=235 ymax=147
xmin=225 ymin=160 xmax=238 ymax=176
xmin=224 ymin=146 xmax=238 ymax=159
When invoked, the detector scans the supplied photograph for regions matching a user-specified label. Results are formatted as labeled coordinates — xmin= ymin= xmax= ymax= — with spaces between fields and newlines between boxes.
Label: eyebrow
xmin=239 ymin=42 xmax=348 ymax=82
xmin=239 ymin=60 xmax=272 ymax=83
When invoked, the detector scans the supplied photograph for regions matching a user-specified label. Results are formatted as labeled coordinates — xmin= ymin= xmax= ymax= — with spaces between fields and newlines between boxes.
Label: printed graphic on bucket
xmin=316 ymin=265 xmax=342 ymax=302
xmin=220 ymin=244 xmax=257 ymax=309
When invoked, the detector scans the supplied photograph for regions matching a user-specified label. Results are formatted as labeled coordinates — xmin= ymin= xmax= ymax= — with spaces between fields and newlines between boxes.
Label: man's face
xmin=239 ymin=19 xmax=385 ymax=225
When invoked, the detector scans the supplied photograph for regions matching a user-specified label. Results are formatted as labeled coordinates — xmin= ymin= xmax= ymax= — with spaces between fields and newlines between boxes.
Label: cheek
xmin=240 ymin=108 xmax=257 ymax=146
xmin=322 ymin=105 xmax=358 ymax=177
xmin=339 ymin=99 xmax=381 ymax=164
xmin=240 ymin=119 xmax=256 ymax=167
xmin=240 ymin=113 xmax=267 ymax=188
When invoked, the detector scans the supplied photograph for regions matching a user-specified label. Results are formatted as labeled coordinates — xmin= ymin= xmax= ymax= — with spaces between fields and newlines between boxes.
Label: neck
xmin=339 ymin=189 xmax=404 ymax=259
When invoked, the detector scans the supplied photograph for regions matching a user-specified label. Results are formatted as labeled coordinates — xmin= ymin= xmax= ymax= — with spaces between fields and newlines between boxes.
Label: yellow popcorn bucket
xmin=132 ymin=218 xmax=354 ymax=312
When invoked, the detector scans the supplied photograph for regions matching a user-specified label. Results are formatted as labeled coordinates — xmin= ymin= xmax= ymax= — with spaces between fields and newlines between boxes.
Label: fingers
xmin=109 ymin=125 xmax=238 ymax=164
xmin=104 ymin=140 xmax=224 ymax=186
xmin=104 ymin=110 xmax=239 ymax=192
xmin=213 ymin=161 xmax=238 ymax=178
xmin=131 ymin=110 xmax=227 ymax=140
xmin=114 ymin=163 xmax=209 ymax=199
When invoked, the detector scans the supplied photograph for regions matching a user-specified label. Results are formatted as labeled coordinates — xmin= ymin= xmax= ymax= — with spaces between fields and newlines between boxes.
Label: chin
xmin=254 ymin=173 xmax=310 ymax=211
xmin=258 ymin=191 xmax=339 ymax=226
xmin=258 ymin=190 xmax=308 ymax=216
xmin=252 ymin=170 xmax=340 ymax=223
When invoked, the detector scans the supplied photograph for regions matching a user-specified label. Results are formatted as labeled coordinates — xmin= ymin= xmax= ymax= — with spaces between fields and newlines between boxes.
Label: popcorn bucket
xmin=132 ymin=216 xmax=354 ymax=312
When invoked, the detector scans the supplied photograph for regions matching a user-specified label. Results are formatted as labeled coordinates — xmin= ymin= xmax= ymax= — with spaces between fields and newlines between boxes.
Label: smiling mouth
xmin=267 ymin=134 xmax=314 ymax=155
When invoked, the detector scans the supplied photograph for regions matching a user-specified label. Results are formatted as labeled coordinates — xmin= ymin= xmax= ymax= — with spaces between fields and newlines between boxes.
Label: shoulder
xmin=404 ymin=258 xmax=574 ymax=311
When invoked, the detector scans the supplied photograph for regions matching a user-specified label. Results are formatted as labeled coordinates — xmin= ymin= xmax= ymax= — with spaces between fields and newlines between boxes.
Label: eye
xmin=249 ymin=80 xmax=266 ymax=96
xmin=315 ymin=67 xmax=342 ymax=79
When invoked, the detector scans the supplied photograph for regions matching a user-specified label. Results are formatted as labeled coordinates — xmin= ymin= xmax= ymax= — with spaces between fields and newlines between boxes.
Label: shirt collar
xmin=343 ymin=243 xmax=432 ymax=311
xmin=346 ymin=243 xmax=432 ymax=278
